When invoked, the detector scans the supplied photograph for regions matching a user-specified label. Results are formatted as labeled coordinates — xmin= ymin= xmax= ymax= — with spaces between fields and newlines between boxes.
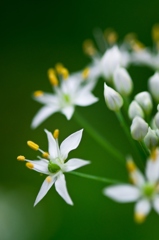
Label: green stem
xmin=139 ymin=141 xmax=150 ymax=157
xmin=74 ymin=111 xmax=125 ymax=165
xmin=69 ymin=171 xmax=120 ymax=184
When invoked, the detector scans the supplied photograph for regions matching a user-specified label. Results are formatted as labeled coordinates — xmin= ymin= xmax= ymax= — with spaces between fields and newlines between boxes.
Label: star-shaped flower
xmin=103 ymin=151 xmax=159 ymax=223
xmin=31 ymin=67 xmax=98 ymax=129
xmin=17 ymin=129 xmax=90 ymax=206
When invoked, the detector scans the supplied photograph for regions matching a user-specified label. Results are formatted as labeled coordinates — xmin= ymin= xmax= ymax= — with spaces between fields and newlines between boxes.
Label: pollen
xmin=17 ymin=155 xmax=25 ymax=161
xmin=60 ymin=68 xmax=69 ymax=79
xmin=27 ymin=141 xmax=39 ymax=151
xmin=46 ymin=176 xmax=52 ymax=183
xmin=134 ymin=213 xmax=145 ymax=224
xmin=152 ymin=23 xmax=159 ymax=43
xmin=55 ymin=63 xmax=64 ymax=74
xmin=82 ymin=68 xmax=90 ymax=80
xmin=26 ymin=162 xmax=34 ymax=169
xmin=53 ymin=129 xmax=59 ymax=139
xmin=150 ymin=148 xmax=158 ymax=161
xmin=42 ymin=152 xmax=49 ymax=158
xmin=83 ymin=39 xmax=96 ymax=56
xmin=104 ymin=28 xmax=118 ymax=44
xmin=48 ymin=68 xmax=58 ymax=86
xmin=126 ymin=160 xmax=136 ymax=172
xmin=33 ymin=90 xmax=44 ymax=97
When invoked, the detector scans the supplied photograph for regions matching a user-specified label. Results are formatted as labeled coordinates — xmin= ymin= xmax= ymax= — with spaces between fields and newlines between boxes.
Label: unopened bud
xmin=135 ymin=91 xmax=153 ymax=115
xmin=148 ymin=72 xmax=159 ymax=102
xmin=131 ymin=116 xmax=148 ymax=141
xmin=113 ymin=67 xmax=133 ymax=96
xmin=128 ymin=100 xmax=144 ymax=120
xmin=104 ymin=83 xmax=123 ymax=111
xmin=144 ymin=127 xmax=158 ymax=149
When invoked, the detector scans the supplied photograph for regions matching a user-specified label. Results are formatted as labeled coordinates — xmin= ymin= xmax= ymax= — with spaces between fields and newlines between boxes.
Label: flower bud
xmin=128 ymin=100 xmax=144 ymax=120
xmin=104 ymin=83 xmax=123 ymax=111
xmin=135 ymin=91 xmax=153 ymax=115
xmin=131 ymin=116 xmax=148 ymax=141
xmin=155 ymin=112 xmax=159 ymax=128
xmin=101 ymin=46 xmax=122 ymax=82
xmin=113 ymin=67 xmax=133 ymax=96
xmin=144 ymin=127 xmax=158 ymax=149
xmin=148 ymin=72 xmax=159 ymax=102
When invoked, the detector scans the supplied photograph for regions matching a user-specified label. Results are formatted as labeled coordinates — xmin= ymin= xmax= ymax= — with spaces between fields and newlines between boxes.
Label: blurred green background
xmin=1 ymin=0 xmax=159 ymax=239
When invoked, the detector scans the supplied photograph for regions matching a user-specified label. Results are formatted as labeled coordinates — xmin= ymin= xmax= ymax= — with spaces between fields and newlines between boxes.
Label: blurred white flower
xmin=135 ymin=92 xmax=153 ymax=115
xmin=128 ymin=101 xmax=144 ymax=120
xmin=130 ymin=116 xmax=148 ymax=141
xmin=31 ymin=69 xmax=98 ymax=128
xmin=103 ymin=153 xmax=159 ymax=223
xmin=17 ymin=129 xmax=90 ymax=206
xmin=148 ymin=72 xmax=159 ymax=102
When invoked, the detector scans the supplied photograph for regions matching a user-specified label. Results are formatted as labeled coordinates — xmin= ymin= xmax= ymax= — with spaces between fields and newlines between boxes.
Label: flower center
xmin=48 ymin=162 xmax=60 ymax=173
xmin=63 ymin=94 xmax=71 ymax=103
xmin=142 ymin=183 xmax=155 ymax=198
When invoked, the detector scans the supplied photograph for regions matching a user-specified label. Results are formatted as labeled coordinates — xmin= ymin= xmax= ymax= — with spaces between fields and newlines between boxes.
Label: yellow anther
xmin=104 ymin=28 xmax=118 ymax=44
xmin=17 ymin=155 xmax=25 ymax=161
xmin=53 ymin=129 xmax=59 ymax=139
xmin=55 ymin=63 xmax=64 ymax=74
xmin=126 ymin=160 xmax=136 ymax=172
xmin=26 ymin=162 xmax=34 ymax=169
xmin=152 ymin=24 xmax=159 ymax=42
xmin=83 ymin=39 xmax=96 ymax=56
xmin=132 ymin=40 xmax=145 ymax=51
xmin=27 ymin=141 xmax=39 ymax=151
xmin=134 ymin=213 xmax=146 ymax=224
xmin=82 ymin=68 xmax=90 ymax=80
xmin=42 ymin=152 xmax=49 ymax=158
xmin=46 ymin=176 xmax=52 ymax=183
xmin=47 ymin=68 xmax=59 ymax=86
xmin=33 ymin=90 xmax=44 ymax=97
xmin=150 ymin=148 xmax=158 ymax=161
xmin=60 ymin=68 xmax=69 ymax=79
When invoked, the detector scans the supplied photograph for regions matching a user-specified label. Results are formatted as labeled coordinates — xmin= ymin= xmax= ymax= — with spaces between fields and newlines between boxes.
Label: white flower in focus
xmin=103 ymin=153 xmax=159 ymax=223
xmin=31 ymin=68 xmax=98 ymax=129
xmin=128 ymin=101 xmax=144 ymax=120
xmin=100 ymin=46 xmax=122 ymax=82
xmin=148 ymin=72 xmax=159 ymax=102
xmin=130 ymin=116 xmax=148 ymax=141
xmin=104 ymin=83 xmax=123 ymax=111
xmin=17 ymin=129 xmax=90 ymax=206
xmin=135 ymin=92 xmax=153 ymax=115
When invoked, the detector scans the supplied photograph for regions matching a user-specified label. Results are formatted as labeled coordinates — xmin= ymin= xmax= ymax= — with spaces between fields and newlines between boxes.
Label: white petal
xmin=61 ymin=106 xmax=74 ymax=120
xmin=103 ymin=184 xmax=140 ymax=202
xmin=60 ymin=129 xmax=83 ymax=160
xmin=34 ymin=176 xmax=56 ymax=206
xmin=55 ymin=173 xmax=73 ymax=205
xmin=146 ymin=158 xmax=159 ymax=183
xmin=26 ymin=159 xmax=49 ymax=174
xmin=31 ymin=105 xmax=59 ymax=129
xmin=130 ymin=170 xmax=145 ymax=187
xmin=33 ymin=93 xmax=59 ymax=105
xmin=75 ymin=91 xmax=98 ymax=106
xmin=135 ymin=198 xmax=151 ymax=216
xmin=63 ymin=158 xmax=90 ymax=172
xmin=44 ymin=129 xmax=59 ymax=159
xmin=153 ymin=196 xmax=159 ymax=214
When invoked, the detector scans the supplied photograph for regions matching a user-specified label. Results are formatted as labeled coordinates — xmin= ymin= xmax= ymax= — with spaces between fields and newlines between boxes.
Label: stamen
xmin=33 ymin=91 xmax=44 ymax=97
xmin=83 ymin=39 xmax=96 ymax=56
xmin=60 ymin=68 xmax=69 ymax=79
xmin=131 ymin=40 xmax=145 ymax=51
xmin=134 ymin=213 xmax=145 ymax=224
xmin=126 ymin=160 xmax=136 ymax=172
xmin=104 ymin=28 xmax=118 ymax=44
xmin=150 ymin=148 xmax=158 ymax=161
xmin=17 ymin=155 xmax=25 ymax=161
xmin=53 ymin=129 xmax=59 ymax=139
xmin=47 ymin=68 xmax=58 ymax=86
xmin=46 ymin=176 xmax=52 ymax=183
xmin=26 ymin=162 xmax=34 ymax=169
xmin=42 ymin=152 xmax=49 ymax=158
xmin=27 ymin=141 xmax=39 ymax=151
xmin=152 ymin=24 xmax=159 ymax=43
xmin=82 ymin=68 xmax=90 ymax=80
xmin=55 ymin=63 xmax=64 ymax=74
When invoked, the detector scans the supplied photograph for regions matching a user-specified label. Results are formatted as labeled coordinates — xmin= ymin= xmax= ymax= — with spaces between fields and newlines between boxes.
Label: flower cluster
xmin=18 ymin=24 xmax=159 ymax=223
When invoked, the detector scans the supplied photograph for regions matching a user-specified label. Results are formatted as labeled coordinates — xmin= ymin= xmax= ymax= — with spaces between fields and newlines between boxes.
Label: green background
xmin=1 ymin=0 xmax=159 ymax=239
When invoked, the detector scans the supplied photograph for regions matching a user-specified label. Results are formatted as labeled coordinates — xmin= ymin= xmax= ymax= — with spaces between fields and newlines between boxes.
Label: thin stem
xmin=74 ymin=111 xmax=125 ymax=165
xmin=69 ymin=171 xmax=120 ymax=184
xmin=139 ymin=141 xmax=150 ymax=157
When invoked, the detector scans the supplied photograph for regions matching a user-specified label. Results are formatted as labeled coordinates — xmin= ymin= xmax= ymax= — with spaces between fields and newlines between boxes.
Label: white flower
xmin=148 ymin=72 xmax=159 ymax=102
xmin=130 ymin=116 xmax=148 ymax=141
xmin=104 ymin=83 xmax=123 ymax=111
xmin=128 ymin=100 xmax=144 ymax=120
xmin=17 ymin=129 xmax=90 ymax=206
xmin=144 ymin=127 xmax=158 ymax=149
xmin=103 ymin=153 xmax=159 ymax=223
xmin=135 ymin=91 xmax=153 ymax=115
xmin=31 ymin=70 xmax=98 ymax=128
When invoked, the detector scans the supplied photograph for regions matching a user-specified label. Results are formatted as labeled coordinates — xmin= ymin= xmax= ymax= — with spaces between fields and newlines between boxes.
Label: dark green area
xmin=1 ymin=0 xmax=159 ymax=239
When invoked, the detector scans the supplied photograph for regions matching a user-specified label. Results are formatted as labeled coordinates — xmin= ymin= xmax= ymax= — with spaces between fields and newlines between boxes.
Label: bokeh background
xmin=1 ymin=0 xmax=159 ymax=239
